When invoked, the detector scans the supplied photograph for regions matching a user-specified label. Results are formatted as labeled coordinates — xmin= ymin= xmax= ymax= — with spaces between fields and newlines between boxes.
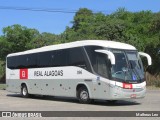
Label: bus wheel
xmin=77 ymin=86 xmax=92 ymax=104
xmin=21 ymin=85 xmax=30 ymax=98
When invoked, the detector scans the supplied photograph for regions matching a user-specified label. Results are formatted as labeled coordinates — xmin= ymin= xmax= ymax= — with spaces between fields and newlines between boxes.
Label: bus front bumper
xmin=109 ymin=85 xmax=146 ymax=100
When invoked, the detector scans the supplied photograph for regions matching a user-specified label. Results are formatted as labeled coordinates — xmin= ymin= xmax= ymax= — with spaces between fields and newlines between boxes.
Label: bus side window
xmin=7 ymin=57 xmax=15 ymax=69
xmin=37 ymin=51 xmax=53 ymax=67
xmin=26 ymin=54 xmax=37 ymax=68
xmin=7 ymin=55 xmax=27 ymax=69
xmin=96 ymin=54 xmax=109 ymax=78
xmin=52 ymin=50 xmax=68 ymax=67
xmin=18 ymin=55 xmax=27 ymax=69
xmin=69 ymin=47 xmax=88 ymax=70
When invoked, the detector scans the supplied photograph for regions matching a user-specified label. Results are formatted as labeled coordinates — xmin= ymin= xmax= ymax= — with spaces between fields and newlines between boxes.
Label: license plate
xmin=130 ymin=94 xmax=136 ymax=98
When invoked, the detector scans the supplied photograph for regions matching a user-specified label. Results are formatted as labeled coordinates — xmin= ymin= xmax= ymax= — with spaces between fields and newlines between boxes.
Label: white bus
xmin=6 ymin=40 xmax=152 ymax=103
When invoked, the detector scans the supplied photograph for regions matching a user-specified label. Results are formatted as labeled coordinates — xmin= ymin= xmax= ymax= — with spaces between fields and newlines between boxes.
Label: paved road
xmin=0 ymin=90 xmax=159 ymax=119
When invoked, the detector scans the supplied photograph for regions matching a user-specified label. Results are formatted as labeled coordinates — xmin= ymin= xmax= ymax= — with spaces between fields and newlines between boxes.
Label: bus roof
xmin=7 ymin=40 xmax=136 ymax=57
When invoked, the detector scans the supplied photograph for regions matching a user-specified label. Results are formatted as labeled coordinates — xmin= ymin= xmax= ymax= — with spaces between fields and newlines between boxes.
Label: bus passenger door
xmin=92 ymin=54 xmax=111 ymax=99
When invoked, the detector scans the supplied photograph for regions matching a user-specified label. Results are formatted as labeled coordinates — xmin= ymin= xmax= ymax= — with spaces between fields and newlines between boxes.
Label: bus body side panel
xmin=6 ymin=66 xmax=111 ymax=99
xmin=6 ymin=79 xmax=21 ymax=93
xmin=25 ymin=79 xmax=78 ymax=97
xmin=26 ymin=67 xmax=111 ymax=99
xmin=6 ymin=68 xmax=21 ymax=93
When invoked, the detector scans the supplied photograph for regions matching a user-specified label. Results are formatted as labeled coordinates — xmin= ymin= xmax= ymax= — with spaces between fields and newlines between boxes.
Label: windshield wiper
xmin=129 ymin=61 xmax=141 ymax=81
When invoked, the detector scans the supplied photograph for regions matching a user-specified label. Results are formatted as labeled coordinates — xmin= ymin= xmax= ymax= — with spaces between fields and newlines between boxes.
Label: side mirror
xmin=138 ymin=52 xmax=152 ymax=66
xmin=95 ymin=49 xmax=115 ymax=65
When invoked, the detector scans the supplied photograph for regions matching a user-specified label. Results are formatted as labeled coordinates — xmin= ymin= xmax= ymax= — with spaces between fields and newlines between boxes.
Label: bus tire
xmin=77 ymin=86 xmax=92 ymax=104
xmin=21 ymin=84 xmax=30 ymax=98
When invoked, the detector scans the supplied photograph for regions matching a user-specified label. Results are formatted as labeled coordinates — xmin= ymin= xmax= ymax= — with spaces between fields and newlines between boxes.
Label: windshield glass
xmin=84 ymin=46 xmax=145 ymax=83
xmin=111 ymin=49 xmax=144 ymax=83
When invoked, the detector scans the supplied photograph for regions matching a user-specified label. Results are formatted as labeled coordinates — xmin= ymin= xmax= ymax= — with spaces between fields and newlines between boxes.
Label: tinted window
xmin=37 ymin=51 xmax=53 ymax=67
xmin=17 ymin=55 xmax=27 ymax=68
xmin=54 ymin=50 xmax=68 ymax=66
xmin=27 ymin=54 xmax=37 ymax=68
xmin=37 ymin=50 xmax=68 ymax=67
xmin=7 ymin=55 xmax=27 ymax=69
xmin=96 ymin=54 xmax=110 ymax=78
xmin=7 ymin=49 xmax=68 ymax=69
xmin=84 ymin=46 xmax=103 ymax=71
xmin=7 ymin=56 xmax=16 ymax=69
xmin=68 ymin=47 xmax=89 ymax=70
xmin=85 ymin=46 xmax=111 ymax=78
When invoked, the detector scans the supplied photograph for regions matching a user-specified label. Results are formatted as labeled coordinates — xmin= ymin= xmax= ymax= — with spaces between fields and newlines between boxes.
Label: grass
xmin=0 ymin=84 xmax=6 ymax=90
xmin=147 ymin=86 xmax=160 ymax=90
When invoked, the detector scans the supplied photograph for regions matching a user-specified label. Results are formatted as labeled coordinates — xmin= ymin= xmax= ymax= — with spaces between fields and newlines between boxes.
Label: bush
xmin=155 ymin=79 xmax=160 ymax=87
xmin=0 ymin=61 xmax=5 ymax=83
xmin=146 ymin=72 xmax=160 ymax=87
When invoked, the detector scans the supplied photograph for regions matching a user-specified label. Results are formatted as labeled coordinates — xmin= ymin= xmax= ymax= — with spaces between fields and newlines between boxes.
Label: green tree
xmin=27 ymin=32 xmax=60 ymax=48
xmin=1 ymin=24 xmax=40 ymax=58
xmin=72 ymin=8 xmax=93 ymax=31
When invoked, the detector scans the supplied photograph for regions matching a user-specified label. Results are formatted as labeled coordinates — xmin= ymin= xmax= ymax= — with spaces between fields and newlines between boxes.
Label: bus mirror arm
xmin=138 ymin=52 xmax=152 ymax=66
xmin=95 ymin=50 xmax=115 ymax=65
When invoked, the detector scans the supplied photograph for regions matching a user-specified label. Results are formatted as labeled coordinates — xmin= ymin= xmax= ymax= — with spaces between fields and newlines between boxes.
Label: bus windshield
xmin=110 ymin=49 xmax=144 ymax=83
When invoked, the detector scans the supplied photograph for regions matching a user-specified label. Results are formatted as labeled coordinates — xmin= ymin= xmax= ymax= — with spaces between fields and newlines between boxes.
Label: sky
xmin=0 ymin=0 xmax=160 ymax=35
